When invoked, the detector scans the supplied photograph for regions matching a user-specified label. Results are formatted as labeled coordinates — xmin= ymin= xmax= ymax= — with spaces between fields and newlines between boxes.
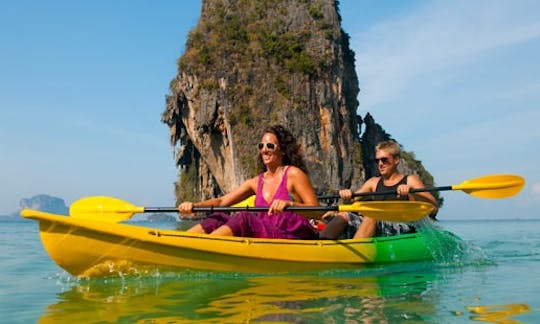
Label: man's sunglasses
xmin=374 ymin=157 xmax=390 ymax=165
xmin=258 ymin=142 xmax=278 ymax=151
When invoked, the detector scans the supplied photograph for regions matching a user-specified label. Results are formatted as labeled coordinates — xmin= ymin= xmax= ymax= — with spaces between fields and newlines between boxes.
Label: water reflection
xmin=39 ymin=269 xmax=441 ymax=323
xmin=466 ymin=303 xmax=531 ymax=323
xmin=35 ymin=222 xmax=534 ymax=323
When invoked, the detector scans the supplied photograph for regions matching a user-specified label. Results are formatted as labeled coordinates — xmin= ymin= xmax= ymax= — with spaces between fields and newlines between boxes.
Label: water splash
xmin=415 ymin=219 xmax=493 ymax=267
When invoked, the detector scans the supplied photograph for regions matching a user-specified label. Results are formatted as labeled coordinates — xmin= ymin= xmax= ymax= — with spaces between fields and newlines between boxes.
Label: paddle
xmin=69 ymin=196 xmax=435 ymax=223
xmin=318 ymin=174 xmax=525 ymax=200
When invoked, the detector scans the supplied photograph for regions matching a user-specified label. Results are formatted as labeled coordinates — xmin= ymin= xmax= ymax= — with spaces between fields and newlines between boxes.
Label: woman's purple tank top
xmin=254 ymin=166 xmax=291 ymax=206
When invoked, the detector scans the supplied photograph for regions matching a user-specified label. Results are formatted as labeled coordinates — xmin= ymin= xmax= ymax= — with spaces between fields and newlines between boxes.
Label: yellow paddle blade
xmin=338 ymin=201 xmax=435 ymax=222
xmin=452 ymin=174 xmax=525 ymax=199
xmin=232 ymin=195 xmax=255 ymax=207
xmin=69 ymin=196 xmax=144 ymax=222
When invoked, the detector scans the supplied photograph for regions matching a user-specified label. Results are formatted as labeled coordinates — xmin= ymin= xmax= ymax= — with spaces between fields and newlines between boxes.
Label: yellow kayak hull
xmin=21 ymin=209 xmax=453 ymax=278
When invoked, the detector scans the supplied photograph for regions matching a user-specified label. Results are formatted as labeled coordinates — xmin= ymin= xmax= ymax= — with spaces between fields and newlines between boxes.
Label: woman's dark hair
xmin=257 ymin=125 xmax=308 ymax=174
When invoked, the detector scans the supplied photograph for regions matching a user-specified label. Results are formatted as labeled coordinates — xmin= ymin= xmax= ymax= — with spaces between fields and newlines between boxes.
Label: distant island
xmin=146 ymin=213 xmax=177 ymax=222
xmin=6 ymin=195 xmax=178 ymax=222
xmin=17 ymin=194 xmax=69 ymax=216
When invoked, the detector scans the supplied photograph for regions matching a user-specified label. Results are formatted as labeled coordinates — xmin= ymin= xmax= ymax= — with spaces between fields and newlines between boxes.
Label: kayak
xmin=21 ymin=209 xmax=460 ymax=278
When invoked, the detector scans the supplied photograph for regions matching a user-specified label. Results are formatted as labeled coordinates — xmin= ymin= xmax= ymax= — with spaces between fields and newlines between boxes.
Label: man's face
xmin=375 ymin=149 xmax=398 ymax=176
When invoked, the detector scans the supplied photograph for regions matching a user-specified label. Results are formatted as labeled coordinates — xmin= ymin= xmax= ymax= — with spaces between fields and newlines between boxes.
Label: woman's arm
xmin=217 ymin=177 xmax=258 ymax=206
xmin=178 ymin=177 xmax=257 ymax=214
xmin=289 ymin=167 xmax=318 ymax=205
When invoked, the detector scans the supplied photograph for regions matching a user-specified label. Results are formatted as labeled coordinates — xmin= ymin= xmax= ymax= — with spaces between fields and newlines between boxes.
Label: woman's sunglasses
xmin=374 ymin=157 xmax=390 ymax=165
xmin=258 ymin=142 xmax=278 ymax=151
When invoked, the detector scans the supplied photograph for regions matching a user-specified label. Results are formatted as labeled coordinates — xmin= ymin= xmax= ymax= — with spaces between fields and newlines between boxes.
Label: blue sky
xmin=1 ymin=1 xmax=538 ymax=219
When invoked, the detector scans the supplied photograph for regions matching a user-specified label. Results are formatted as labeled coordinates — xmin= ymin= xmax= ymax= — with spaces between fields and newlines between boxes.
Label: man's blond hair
xmin=375 ymin=140 xmax=401 ymax=157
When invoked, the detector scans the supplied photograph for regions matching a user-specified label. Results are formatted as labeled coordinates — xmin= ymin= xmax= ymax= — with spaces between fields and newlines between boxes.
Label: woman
xmin=178 ymin=125 xmax=320 ymax=239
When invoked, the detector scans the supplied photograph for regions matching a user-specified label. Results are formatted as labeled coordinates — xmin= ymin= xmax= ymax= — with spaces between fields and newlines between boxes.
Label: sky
xmin=0 ymin=1 xmax=538 ymax=219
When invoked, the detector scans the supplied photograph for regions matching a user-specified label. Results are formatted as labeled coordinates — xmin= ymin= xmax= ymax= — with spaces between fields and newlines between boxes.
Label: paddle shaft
xmin=318 ymin=186 xmax=452 ymax=200
xmin=319 ymin=174 xmax=525 ymax=200
xmin=144 ymin=206 xmax=340 ymax=213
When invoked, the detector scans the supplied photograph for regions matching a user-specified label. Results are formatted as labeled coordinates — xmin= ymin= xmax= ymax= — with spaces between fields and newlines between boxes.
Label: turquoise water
xmin=1 ymin=217 xmax=539 ymax=323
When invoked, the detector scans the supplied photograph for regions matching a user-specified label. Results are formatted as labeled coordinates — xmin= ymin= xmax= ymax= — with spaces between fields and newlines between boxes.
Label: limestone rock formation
xmin=161 ymin=0 xmax=437 ymax=205
xmin=361 ymin=113 xmax=442 ymax=208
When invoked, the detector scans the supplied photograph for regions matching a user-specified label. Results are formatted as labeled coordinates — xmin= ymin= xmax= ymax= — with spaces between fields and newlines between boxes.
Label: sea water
xmin=1 ymin=216 xmax=539 ymax=323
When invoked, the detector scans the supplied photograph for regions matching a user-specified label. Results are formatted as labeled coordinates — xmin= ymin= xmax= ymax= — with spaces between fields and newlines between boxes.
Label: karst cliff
xmin=161 ymin=0 xmax=440 ymax=207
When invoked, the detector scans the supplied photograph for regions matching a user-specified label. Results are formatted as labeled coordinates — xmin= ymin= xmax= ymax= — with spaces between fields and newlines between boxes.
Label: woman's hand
xmin=268 ymin=199 xmax=293 ymax=215
xmin=178 ymin=201 xmax=195 ymax=216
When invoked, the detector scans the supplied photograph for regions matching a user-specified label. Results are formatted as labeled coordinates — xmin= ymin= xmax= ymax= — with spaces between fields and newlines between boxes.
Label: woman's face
xmin=258 ymin=132 xmax=282 ymax=167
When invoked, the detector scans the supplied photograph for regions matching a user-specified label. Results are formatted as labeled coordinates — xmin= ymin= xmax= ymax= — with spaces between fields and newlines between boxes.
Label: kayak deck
xmin=21 ymin=209 xmax=454 ymax=277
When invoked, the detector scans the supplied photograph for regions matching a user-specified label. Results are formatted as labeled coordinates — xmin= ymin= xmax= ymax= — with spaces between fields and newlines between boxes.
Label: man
xmin=319 ymin=140 xmax=438 ymax=239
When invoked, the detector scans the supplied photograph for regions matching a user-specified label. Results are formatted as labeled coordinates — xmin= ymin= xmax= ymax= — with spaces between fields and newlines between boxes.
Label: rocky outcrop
xmin=162 ymin=0 xmax=436 ymax=204
xmin=146 ymin=213 xmax=177 ymax=222
xmin=361 ymin=113 xmax=443 ymax=209
xmin=19 ymin=194 xmax=69 ymax=215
